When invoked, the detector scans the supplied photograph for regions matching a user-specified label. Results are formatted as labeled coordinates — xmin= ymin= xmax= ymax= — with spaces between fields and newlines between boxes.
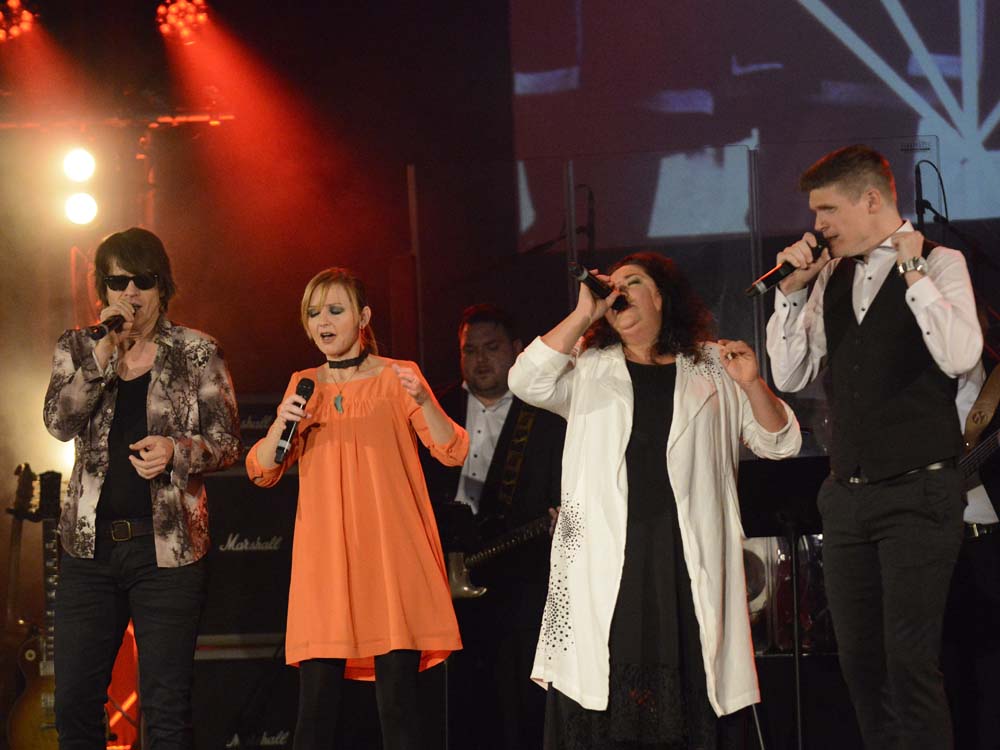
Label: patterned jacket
xmin=43 ymin=317 xmax=241 ymax=567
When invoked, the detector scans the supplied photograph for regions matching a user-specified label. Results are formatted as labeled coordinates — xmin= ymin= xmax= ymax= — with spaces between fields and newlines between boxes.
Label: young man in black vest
xmin=421 ymin=304 xmax=565 ymax=750
xmin=765 ymin=145 xmax=983 ymax=749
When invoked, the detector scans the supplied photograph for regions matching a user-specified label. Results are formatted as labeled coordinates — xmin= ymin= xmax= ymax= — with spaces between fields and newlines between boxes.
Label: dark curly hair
xmin=582 ymin=252 xmax=714 ymax=363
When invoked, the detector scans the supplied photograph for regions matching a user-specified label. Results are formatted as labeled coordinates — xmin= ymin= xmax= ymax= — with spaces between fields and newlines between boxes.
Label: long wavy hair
xmin=582 ymin=252 xmax=714 ymax=363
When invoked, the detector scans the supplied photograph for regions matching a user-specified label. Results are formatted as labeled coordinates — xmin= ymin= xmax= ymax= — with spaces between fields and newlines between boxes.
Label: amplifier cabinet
xmin=200 ymin=472 xmax=298 ymax=637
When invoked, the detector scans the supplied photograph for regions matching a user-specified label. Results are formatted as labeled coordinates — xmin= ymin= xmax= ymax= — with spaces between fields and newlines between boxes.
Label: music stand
xmin=738 ymin=455 xmax=829 ymax=750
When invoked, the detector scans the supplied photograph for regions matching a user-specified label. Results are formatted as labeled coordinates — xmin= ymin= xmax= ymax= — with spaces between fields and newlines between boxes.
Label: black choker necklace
xmin=327 ymin=349 xmax=369 ymax=369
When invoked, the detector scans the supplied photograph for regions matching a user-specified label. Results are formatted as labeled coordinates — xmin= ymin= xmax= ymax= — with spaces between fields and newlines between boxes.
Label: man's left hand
xmin=129 ymin=436 xmax=174 ymax=479
xmin=890 ymin=230 xmax=924 ymax=264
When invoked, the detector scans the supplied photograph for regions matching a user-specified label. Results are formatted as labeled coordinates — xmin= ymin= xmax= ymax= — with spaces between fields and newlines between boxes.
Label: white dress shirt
xmin=766 ymin=221 xmax=983 ymax=393
xmin=453 ymin=386 xmax=514 ymax=514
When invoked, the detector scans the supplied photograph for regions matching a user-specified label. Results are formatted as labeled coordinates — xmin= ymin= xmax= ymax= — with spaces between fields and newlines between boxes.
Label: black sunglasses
xmin=104 ymin=273 xmax=159 ymax=292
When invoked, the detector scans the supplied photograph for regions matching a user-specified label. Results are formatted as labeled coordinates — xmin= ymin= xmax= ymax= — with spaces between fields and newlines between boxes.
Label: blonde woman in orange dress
xmin=246 ymin=267 xmax=467 ymax=750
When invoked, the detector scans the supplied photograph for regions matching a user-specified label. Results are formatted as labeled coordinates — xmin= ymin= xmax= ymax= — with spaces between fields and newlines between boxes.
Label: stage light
xmin=157 ymin=0 xmax=208 ymax=44
xmin=0 ymin=0 xmax=35 ymax=44
xmin=65 ymin=193 xmax=98 ymax=225
xmin=63 ymin=148 xmax=96 ymax=182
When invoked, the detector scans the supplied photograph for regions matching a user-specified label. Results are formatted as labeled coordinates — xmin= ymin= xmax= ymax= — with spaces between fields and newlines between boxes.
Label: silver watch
xmin=896 ymin=256 xmax=928 ymax=276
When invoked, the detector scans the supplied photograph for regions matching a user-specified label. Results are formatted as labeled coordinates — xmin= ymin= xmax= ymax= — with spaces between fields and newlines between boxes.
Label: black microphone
xmin=86 ymin=315 xmax=126 ymax=341
xmin=569 ymin=263 xmax=629 ymax=311
xmin=915 ymin=163 xmax=926 ymax=233
xmin=275 ymin=378 xmax=315 ymax=463
xmin=744 ymin=232 xmax=829 ymax=298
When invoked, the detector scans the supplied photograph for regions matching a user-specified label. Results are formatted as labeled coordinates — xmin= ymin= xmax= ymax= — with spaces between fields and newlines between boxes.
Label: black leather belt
xmin=97 ymin=517 xmax=155 ymax=542
xmin=965 ymin=522 xmax=999 ymax=540
xmin=839 ymin=459 xmax=955 ymax=486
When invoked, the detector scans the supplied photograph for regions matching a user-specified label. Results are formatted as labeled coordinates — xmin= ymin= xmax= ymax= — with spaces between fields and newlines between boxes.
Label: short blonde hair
xmin=299 ymin=267 xmax=378 ymax=354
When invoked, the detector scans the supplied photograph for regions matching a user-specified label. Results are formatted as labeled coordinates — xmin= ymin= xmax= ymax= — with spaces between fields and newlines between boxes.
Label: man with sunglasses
xmin=44 ymin=227 xmax=241 ymax=750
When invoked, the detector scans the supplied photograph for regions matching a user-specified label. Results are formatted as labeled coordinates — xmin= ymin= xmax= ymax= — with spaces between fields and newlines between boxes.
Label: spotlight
xmin=63 ymin=148 xmax=96 ymax=183
xmin=157 ymin=0 xmax=208 ymax=43
xmin=0 ymin=0 xmax=35 ymax=44
xmin=65 ymin=193 xmax=98 ymax=225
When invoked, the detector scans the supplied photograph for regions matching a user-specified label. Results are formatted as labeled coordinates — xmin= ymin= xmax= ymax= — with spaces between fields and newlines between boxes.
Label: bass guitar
xmin=448 ymin=514 xmax=551 ymax=599
xmin=6 ymin=470 xmax=61 ymax=750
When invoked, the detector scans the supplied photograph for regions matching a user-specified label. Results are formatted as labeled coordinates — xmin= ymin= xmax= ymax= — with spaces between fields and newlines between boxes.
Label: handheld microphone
xmin=568 ymin=263 xmax=629 ymax=311
xmin=86 ymin=315 xmax=126 ymax=341
xmin=915 ymin=163 xmax=926 ymax=233
xmin=275 ymin=378 xmax=315 ymax=463
xmin=744 ymin=233 xmax=829 ymax=298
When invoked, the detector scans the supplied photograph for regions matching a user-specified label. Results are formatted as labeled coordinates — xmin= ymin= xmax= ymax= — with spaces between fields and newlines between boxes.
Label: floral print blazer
xmin=43 ymin=317 xmax=241 ymax=567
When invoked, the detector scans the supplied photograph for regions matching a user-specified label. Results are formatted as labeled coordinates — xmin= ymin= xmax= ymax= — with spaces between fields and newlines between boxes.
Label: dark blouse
xmin=96 ymin=372 xmax=152 ymax=520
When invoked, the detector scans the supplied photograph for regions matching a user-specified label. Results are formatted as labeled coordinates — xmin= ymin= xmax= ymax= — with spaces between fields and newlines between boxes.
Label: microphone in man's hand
xmin=568 ymin=263 xmax=629 ymax=311
xmin=274 ymin=378 xmax=315 ymax=463
xmin=744 ymin=232 xmax=829 ymax=298
xmin=86 ymin=315 xmax=126 ymax=341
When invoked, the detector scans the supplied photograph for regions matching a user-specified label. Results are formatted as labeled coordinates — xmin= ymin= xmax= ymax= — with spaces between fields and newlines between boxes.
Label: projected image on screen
xmin=510 ymin=0 xmax=1000 ymax=244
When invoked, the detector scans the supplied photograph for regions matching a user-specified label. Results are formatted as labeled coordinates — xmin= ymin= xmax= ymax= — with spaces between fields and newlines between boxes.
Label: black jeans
xmin=818 ymin=468 xmax=964 ymax=750
xmin=54 ymin=534 xmax=207 ymax=750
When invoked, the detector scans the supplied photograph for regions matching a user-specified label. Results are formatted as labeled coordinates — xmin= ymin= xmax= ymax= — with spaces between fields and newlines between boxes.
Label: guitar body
xmin=5 ymin=633 xmax=57 ymax=750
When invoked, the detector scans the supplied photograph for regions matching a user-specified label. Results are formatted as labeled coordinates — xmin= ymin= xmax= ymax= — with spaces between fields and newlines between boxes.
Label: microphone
xmin=86 ymin=315 xmax=126 ymax=341
xmin=274 ymin=378 xmax=315 ymax=463
xmin=568 ymin=263 xmax=629 ymax=311
xmin=744 ymin=232 xmax=829 ymax=298
xmin=915 ymin=163 xmax=926 ymax=233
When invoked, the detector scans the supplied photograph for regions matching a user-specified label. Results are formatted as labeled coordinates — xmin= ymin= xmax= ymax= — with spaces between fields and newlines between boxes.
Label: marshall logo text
xmin=218 ymin=533 xmax=285 ymax=552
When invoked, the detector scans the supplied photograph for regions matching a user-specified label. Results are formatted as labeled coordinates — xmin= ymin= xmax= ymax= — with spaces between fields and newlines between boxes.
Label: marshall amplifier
xmin=200 ymin=471 xmax=299 ymax=638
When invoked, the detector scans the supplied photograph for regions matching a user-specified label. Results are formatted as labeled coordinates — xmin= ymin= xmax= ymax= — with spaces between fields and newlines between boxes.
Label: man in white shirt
xmin=765 ymin=144 xmax=983 ymax=749
xmin=943 ymin=359 xmax=1000 ymax=750
xmin=420 ymin=304 xmax=565 ymax=750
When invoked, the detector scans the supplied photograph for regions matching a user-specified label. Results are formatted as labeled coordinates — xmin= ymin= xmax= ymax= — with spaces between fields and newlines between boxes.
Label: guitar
xmin=961 ymin=429 xmax=1000 ymax=485
xmin=6 ymin=470 xmax=61 ymax=750
xmin=1 ymin=464 xmax=36 ymax=748
xmin=448 ymin=514 xmax=551 ymax=599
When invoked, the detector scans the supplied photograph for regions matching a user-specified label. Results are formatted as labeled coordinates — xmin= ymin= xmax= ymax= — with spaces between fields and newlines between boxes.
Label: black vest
xmin=822 ymin=250 xmax=962 ymax=481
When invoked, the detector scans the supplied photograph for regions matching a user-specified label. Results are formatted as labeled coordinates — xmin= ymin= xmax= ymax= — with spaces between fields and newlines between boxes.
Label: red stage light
xmin=156 ymin=0 xmax=208 ymax=44
xmin=0 ymin=0 xmax=34 ymax=43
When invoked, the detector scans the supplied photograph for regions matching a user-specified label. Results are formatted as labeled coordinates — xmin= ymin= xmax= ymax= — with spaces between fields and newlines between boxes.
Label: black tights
xmin=293 ymin=649 xmax=422 ymax=750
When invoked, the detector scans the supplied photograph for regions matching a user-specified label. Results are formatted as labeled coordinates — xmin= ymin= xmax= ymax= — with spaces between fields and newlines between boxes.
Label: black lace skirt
xmin=542 ymin=510 xmax=746 ymax=750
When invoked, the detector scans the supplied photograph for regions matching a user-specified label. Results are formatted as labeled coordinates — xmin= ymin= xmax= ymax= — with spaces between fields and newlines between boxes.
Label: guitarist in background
xmin=944 ymin=346 xmax=1000 ymax=750
xmin=421 ymin=304 xmax=565 ymax=750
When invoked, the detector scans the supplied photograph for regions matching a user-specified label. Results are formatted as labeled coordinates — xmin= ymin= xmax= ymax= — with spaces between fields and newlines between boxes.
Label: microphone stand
xmin=919 ymin=201 xmax=1000 ymax=275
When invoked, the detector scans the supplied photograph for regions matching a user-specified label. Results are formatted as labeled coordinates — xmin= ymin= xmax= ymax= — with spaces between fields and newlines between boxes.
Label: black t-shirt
xmin=97 ymin=372 xmax=153 ymax=520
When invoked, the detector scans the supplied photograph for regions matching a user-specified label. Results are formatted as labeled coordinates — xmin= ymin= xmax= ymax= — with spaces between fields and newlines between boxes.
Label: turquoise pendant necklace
xmin=328 ymin=349 xmax=369 ymax=413
xmin=330 ymin=365 xmax=361 ymax=414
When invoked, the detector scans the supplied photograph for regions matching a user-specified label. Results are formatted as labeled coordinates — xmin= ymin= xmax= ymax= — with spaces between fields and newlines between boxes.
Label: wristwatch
xmin=896 ymin=256 xmax=928 ymax=276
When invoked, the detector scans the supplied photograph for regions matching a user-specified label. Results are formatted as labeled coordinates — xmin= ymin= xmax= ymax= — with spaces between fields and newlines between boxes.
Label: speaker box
xmin=200 ymin=472 xmax=298 ymax=637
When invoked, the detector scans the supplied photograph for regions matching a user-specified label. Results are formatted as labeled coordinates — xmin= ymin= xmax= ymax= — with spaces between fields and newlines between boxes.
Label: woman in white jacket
xmin=509 ymin=252 xmax=801 ymax=749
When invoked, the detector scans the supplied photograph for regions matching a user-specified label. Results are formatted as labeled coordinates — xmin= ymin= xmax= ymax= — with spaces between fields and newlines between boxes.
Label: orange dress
xmin=246 ymin=360 xmax=467 ymax=679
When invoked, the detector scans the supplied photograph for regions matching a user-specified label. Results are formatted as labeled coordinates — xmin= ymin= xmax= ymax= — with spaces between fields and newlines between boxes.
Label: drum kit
xmin=743 ymin=533 xmax=837 ymax=655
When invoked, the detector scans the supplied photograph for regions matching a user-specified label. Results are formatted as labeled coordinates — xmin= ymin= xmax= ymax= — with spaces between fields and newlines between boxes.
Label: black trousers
xmin=818 ymin=468 xmax=964 ymax=750
xmin=54 ymin=535 xmax=207 ymax=750
xmin=942 ymin=530 xmax=1000 ymax=750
